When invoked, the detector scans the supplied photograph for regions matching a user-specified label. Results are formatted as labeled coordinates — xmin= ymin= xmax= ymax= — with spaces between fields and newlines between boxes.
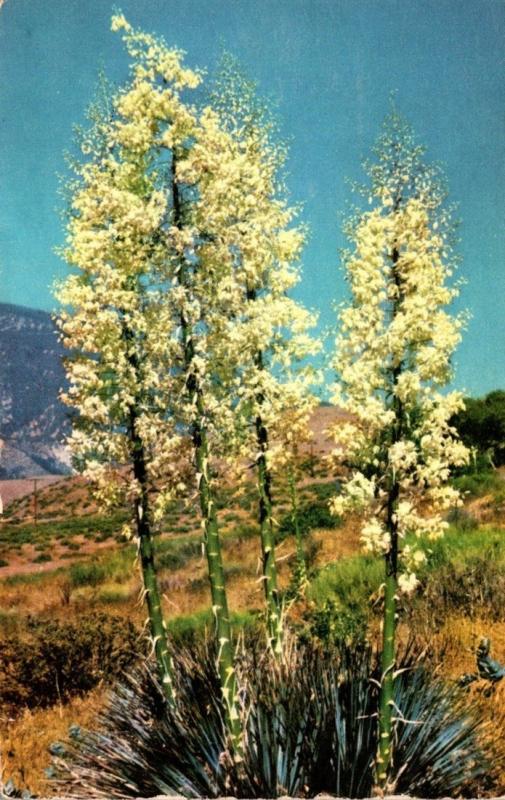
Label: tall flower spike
xmin=55 ymin=15 xmax=209 ymax=706
xmin=207 ymin=55 xmax=320 ymax=654
xmin=330 ymin=109 xmax=469 ymax=790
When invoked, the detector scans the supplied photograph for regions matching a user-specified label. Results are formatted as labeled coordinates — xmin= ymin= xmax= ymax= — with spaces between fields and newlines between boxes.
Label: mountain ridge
xmin=0 ymin=302 xmax=71 ymax=478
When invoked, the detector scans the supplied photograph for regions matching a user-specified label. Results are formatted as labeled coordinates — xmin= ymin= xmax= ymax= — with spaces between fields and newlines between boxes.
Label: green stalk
xmin=129 ymin=410 xmax=176 ymax=705
xmin=122 ymin=311 xmax=175 ymax=705
xmin=375 ymin=488 xmax=399 ymax=788
xmin=288 ymin=462 xmax=307 ymax=597
xmin=254 ymin=395 xmax=283 ymax=655
xmin=172 ymin=155 xmax=241 ymax=748
xmin=192 ymin=400 xmax=242 ymax=746
xmin=246 ymin=287 xmax=282 ymax=655
xmin=376 ymin=233 xmax=403 ymax=788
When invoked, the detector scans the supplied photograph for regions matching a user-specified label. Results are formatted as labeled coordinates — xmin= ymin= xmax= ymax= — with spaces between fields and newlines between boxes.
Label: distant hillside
xmin=0 ymin=303 xmax=71 ymax=478
xmin=0 ymin=303 xmax=346 ymax=480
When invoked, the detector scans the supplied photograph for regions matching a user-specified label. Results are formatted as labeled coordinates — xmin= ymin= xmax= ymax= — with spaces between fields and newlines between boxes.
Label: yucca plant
xmin=51 ymin=637 xmax=494 ymax=799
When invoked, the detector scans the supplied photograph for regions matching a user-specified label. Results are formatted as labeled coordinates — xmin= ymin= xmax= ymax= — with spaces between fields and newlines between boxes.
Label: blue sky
xmin=0 ymin=0 xmax=503 ymax=396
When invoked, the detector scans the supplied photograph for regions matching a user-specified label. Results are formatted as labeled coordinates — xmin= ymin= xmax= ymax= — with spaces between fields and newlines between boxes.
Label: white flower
xmin=398 ymin=572 xmax=419 ymax=595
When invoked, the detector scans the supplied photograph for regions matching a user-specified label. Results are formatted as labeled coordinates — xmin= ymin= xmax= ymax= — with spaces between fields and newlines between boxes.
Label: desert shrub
xmin=187 ymin=575 xmax=209 ymax=593
xmin=235 ymin=492 xmax=255 ymax=511
xmin=308 ymin=527 xmax=505 ymax=635
xmin=0 ymin=511 xmax=128 ymax=551
xmin=4 ymin=570 xmax=59 ymax=587
xmin=0 ymin=613 xmax=142 ymax=713
xmin=222 ymin=512 xmax=241 ymax=523
xmin=52 ymin=639 xmax=494 ymax=798
xmin=309 ymin=552 xmax=383 ymax=617
xmin=412 ymin=552 xmax=505 ymax=625
xmin=228 ymin=522 xmax=257 ymax=541
xmin=304 ymin=598 xmax=368 ymax=647
xmin=69 ymin=561 xmax=107 ymax=587
xmin=156 ymin=538 xmax=201 ymax=571
xmin=0 ymin=610 xmax=20 ymax=634
xmin=416 ymin=525 xmax=505 ymax=571
xmin=305 ymin=481 xmax=339 ymax=500
xmin=166 ymin=610 xmax=258 ymax=648
xmin=213 ymin=486 xmax=236 ymax=510
xmin=278 ymin=499 xmax=341 ymax=540
xmin=445 ymin=506 xmax=479 ymax=531
xmin=171 ymin=523 xmax=193 ymax=534
xmin=294 ymin=535 xmax=321 ymax=573
xmin=67 ymin=548 xmax=135 ymax=586
xmin=97 ymin=585 xmax=133 ymax=604
xmin=452 ymin=468 xmax=503 ymax=497
xmin=0 ymin=557 xmax=8 ymax=567
xmin=32 ymin=553 xmax=51 ymax=563
xmin=492 ymin=486 xmax=505 ymax=513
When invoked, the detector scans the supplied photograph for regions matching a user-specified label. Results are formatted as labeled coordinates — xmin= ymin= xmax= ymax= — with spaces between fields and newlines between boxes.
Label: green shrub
xmin=305 ymin=481 xmax=340 ymax=501
xmin=451 ymin=390 xmax=505 ymax=466
xmin=32 ymin=553 xmax=52 ymax=563
xmin=452 ymin=469 xmax=503 ymax=497
xmin=236 ymin=492 xmax=255 ymax=511
xmin=493 ymin=487 xmax=505 ymax=513
xmin=166 ymin=609 xmax=258 ymax=647
xmin=98 ymin=586 xmax=132 ymax=604
xmin=222 ymin=512 xmax=241 ymax=524
xmin=304 ymin=598 xmax=367 ymax=647
xmin=94 ymin=531 xmax=112 ymax=542
xmin=416 ymin=525 xmax=505 ymax=571
xmin=70 ymin=561 xmax=108 ymax=587
xmin=5 ymin=570 xmax=64 ymax=587
xmin=309 ymin=553 xmax=383 ymax=618
xmin=0 ymin=511 xmax=128 ymax=551
xmin=278 ymin=495 xmax=341 ymax=540
xmin=228 ymin=522 xmax=256 ymax=541
xmin=188 ymin=575 xmax=208 ymax=593
xmin=156 ymin=538 xmax=201 ymax=570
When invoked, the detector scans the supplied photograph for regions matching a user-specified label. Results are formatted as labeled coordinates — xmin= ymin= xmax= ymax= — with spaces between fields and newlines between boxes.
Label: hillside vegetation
xmin=0 ymin=435 xmax=504 ymax=794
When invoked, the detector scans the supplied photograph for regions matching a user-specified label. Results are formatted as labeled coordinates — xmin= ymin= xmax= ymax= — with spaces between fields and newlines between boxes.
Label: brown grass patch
xmin=0 ymin=688 xmax=107 ymax=795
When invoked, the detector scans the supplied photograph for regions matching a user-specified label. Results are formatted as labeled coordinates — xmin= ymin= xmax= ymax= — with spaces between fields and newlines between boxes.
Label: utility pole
xmin=32 ymin=478 xmax=39 ymax=526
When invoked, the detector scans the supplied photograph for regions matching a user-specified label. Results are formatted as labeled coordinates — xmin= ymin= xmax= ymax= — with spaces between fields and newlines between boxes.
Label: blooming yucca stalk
xmin=330 ymin=109 xmax=469 ymax=788
xmin=55 ymin=15 xmax=257 ymax=735
xmin=208 ymin=56 xmax=319 ymax=652
xmin=54 ymin=52 xmax=189 ymax=702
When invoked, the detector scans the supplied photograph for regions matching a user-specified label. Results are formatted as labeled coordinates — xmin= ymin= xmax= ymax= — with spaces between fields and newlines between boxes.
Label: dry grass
xmin=311 ymin=514 xmax=362 ymax=565
xmin=427 ymin=615 xmax=505 ymax=678
xmin=0 ymin=688 xmax=107 ymax=795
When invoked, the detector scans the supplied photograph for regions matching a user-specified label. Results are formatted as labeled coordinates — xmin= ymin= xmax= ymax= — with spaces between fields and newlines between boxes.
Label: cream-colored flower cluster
xmin=55 ymin=18 xmax=209 ymax=516
xmin=56 ymin=15 xmax=318 ymax=525
xmin=331 ymin=117 xmax=469 ymax=594
xmin=170 ymin=61 xmax=321 ymax=473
